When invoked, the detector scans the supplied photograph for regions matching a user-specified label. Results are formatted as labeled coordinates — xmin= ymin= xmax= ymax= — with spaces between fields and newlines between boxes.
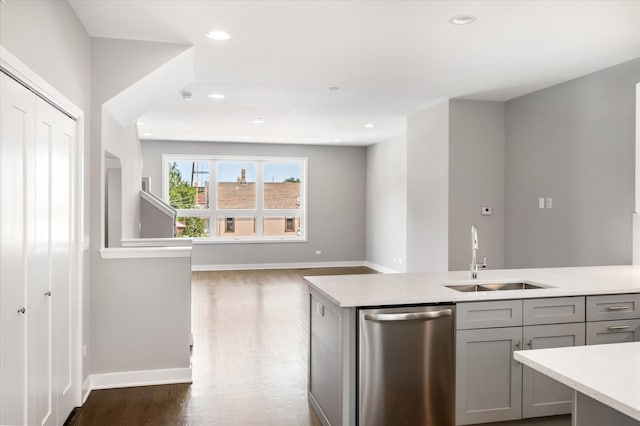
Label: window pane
xmin=264 ymin=162 xmax=301 ymax=209
xmin=263 ymin=216 xmax=301 ymax=237
xmin=216 ymin=216 xmax=256 ymax=237
xmin=168 ymin=161 xmax=209 ymax=209
xmin=176 ymin=217 xmax=210 ymax=238
xmin=217 ymin=162 xmax=256 ymax=209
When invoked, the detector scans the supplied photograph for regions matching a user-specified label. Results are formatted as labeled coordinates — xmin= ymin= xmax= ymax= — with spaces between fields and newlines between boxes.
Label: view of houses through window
xmin=165 ymin=156 xmax=305 ymax=241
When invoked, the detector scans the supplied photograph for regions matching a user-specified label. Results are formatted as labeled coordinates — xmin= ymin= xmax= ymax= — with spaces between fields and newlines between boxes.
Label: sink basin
xmin=444 ymin=284 xmax=493 ymax=292
xmin=480 ymin=282 xmax=546 ymax=291
xmin=446 ymin=282 xmax=549 ymax=292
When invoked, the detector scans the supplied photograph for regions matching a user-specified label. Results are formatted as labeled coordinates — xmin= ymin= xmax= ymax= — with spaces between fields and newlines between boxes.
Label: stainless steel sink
xmin=446 ymin=282 xmax=548 ymax=292
xmin=480 ymin=282 xmax=546 ymax=291
xmin=444 ymin=284 xmax=493 ymax=292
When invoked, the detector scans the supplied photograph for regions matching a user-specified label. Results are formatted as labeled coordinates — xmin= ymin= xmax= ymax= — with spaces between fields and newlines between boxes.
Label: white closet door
xmin=0 ymin=72 xmax=32 ymax=425
xmin=1 ymin=72 xmax=76 ymax=426
xmin=28 ymin=97 xmax=55 ymax=426
xmin=48 ymin=98 xmax=75 ymax=424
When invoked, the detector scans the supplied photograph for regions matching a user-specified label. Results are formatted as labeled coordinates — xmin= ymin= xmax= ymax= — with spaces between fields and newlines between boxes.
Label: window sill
xmin=191 ymin=237 xmax=307 ymax=245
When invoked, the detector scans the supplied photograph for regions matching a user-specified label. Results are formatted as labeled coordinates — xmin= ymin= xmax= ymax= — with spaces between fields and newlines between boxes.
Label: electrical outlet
xmin=545 ymin=198 xmax=553 ymax=209
xmin=315 ymin=250 xmax=322 ymax=255
xmin=316 ymin=303 xmax=324 ymax=317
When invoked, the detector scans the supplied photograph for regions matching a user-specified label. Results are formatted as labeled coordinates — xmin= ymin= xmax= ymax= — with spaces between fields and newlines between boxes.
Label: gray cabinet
xmin=457 ymin=300 xmax=522 ymax=330
xmin=309 ymin=294 xmax=341 ymax=426
xmin=456 ymin=297 xmax=586 ymax=425
xmin=586 ymin=319 xmax=640 ymax=344
xmin=456 ymin=327 xmax=523 ymax=425
xmin=586 ymin=295 xmax=640 ymax=345
xmin=523 ymin=297 xmax=585 ymax=325
xmin=522 ymin=323 xmax=586 ymax=418
xmin=586 ymin=294 xmax=640 ymax=321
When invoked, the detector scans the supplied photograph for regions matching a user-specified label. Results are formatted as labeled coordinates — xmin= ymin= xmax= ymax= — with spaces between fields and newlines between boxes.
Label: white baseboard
xmin=192 ymin=260 xmax=366 ymax=272
xmin=364 ymin=261 xmax=398 ymax=274
xmin=82 ymin=375 xmax=92 ymax=403
xmin=90 ymin=367 xmax=192 ymax=390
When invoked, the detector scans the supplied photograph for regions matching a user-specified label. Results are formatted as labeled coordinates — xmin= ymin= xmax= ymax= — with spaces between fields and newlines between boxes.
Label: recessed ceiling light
xmin=449 ymin=15 xmax=476 ymax=25
xmin=332 ymin=138 xmax=341 ymax=142
xmin=364 ymin=123 xmax=375 ymax=128
xmin=208 ymin=93 xmax=225 ymax=99
xmin=143 ymin=132 xmax=152 ymax=136
xmin=252 ymin=117 xmax=265 ymax=124
xmin=328 ymin=86 xmax=340 ymax=91
xmin=206 ymin=31 xmax=231 ymax=41
xmin=242 ymin=136 xmax=250 ymax=139
xmin=181 ymin=91 xmax=193 ymax=101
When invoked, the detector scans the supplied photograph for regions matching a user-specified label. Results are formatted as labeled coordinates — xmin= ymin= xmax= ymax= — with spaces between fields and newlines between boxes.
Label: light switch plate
xmin=316 ymin=303 xmax=324 ymax=317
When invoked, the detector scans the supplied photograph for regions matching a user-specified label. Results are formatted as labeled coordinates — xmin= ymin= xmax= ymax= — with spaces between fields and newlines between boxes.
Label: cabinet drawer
xmin=523 ymin=297 xmax=585 ymax=325
xmin=586 ymin=319 xmax=640 ymax=345
xmin=457 ymin=300 xmax=522 ymax=330
xmin=586 ymin=294 xmax=640 ymax=321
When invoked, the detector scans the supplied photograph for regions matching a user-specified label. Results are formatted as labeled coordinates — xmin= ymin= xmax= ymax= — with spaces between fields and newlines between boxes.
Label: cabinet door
xmin=456 ymin=327 xmax=522 ymax=425
xmin=522 ymin=323 xmax=585 ymax=418
xmin=586 ymin=294 xmax=640 ymax=321
xmin=309 ymin=294 xmax=341 ymax=426
xmin=586 ymin=319 xmax=640 ymax=345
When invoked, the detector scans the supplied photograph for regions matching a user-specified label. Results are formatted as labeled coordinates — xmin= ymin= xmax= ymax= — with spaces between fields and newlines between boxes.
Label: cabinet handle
xmin=17 ymin=307 xmax=26 ymax=314
xmin=607 ymin=305 xmax=631 ymax=311
xmin=515 ymin=340 xmax=521 ymax=350
xmin=607 ymin=325 xmax=631 ymax=331
xmin=44 ymin=291 xmax=52 ymax=296
xmin=527 ymin=339 xmax=532 ymax=348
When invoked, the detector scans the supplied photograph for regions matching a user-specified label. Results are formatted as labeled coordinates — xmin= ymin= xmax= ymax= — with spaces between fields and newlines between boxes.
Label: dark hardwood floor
xmin=67 ymin=266 xmax=374 ymax=425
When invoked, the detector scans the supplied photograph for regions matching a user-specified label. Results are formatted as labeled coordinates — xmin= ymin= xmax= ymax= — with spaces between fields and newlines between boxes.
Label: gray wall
xmin=141 ymin=140 xmax=367 ymax=266
xmin=89 ymin=39 xmax=194 ymax=379
xmin=406 ymin=101 xmax=450 ymax=272
xmin=505 ymin=58 xmax=640 ymax=268
xmin=366 ymin=136 xmax=407 ymax=272
xmin=90 ymin=255 xmax=191 ymax=374
xmin=449 ymin=100 xmax=506 ymax=271
xmin=0 ymin=0 xmax=93 ymax=388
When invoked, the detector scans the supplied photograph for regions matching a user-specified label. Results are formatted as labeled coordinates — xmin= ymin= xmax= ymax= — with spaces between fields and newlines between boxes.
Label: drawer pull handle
xmin=607 ymin=325 xmax=631 ymax=331
xmin=515 ymin=340 xmax=521 ymax=350
xmin=526 ymin=339 xmax=532 ymax=348
xmin=607 ymin=306 xmax=631 ymax=311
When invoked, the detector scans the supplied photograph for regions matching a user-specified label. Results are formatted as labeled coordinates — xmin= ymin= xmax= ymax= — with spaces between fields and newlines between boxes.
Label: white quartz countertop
xmin=514 ymin=342 xmax=640 ymax=421
xmin=304 ymin=265 xmax=640 ymax=307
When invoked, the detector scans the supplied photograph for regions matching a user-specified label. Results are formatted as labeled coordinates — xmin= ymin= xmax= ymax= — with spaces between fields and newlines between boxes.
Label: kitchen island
xmin=515 ymin=342 xmax=640 ymax=425
xmin=305 ymin=265 xmax=640 ymax=426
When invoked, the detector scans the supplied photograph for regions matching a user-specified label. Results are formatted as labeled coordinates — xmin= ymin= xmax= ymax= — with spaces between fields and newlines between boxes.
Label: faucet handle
xmin=480 ymin=256 xmax=488 ymax=269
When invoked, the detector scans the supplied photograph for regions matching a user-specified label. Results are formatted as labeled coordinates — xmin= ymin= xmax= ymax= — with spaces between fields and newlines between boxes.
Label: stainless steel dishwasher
xmin=358 ymin=304 xmax=455 ymax=426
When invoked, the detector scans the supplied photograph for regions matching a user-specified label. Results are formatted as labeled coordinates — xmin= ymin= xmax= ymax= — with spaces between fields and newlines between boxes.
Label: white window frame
xmin=162 ymin=154 xmax=308 ymax=243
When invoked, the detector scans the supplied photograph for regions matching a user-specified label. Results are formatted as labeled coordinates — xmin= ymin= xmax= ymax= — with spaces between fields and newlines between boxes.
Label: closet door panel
xmin=48 ymin=99 xmax=75 ymax=423
xmin=0 ymin=73 xmax=32 ymax=426
xmin=29 ymin=99 xmax=55 ymax=426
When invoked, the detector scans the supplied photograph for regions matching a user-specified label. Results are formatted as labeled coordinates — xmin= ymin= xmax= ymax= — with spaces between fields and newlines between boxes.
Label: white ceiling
xmin=69 ymin=0 xmax=640 ymax=146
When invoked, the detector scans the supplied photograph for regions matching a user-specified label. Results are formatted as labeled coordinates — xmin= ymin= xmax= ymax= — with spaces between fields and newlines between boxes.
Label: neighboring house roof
xmin=215 ymin=182 xmax=300 ymax=210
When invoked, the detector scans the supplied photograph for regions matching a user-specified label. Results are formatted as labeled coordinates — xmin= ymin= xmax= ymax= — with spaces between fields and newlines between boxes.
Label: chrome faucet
xmin=470 ymin=225 xmax=487 ymax=280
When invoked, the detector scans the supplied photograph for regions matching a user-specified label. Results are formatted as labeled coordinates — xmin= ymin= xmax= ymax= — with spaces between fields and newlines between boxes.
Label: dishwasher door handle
xmin=364 ymin=309 xmax=453 ymax=322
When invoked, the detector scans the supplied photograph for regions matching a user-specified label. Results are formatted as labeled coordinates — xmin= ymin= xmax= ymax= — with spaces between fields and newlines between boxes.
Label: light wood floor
xmin=66 ymin=266 xmax=374 ymax=425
